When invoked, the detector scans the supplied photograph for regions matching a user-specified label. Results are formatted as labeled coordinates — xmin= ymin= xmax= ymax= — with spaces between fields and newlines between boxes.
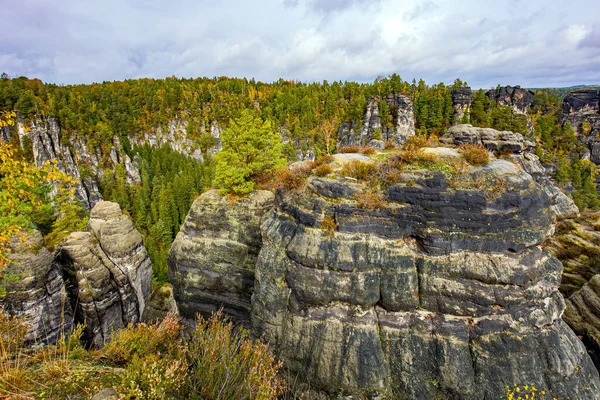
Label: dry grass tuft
xmin=459 ymin=143 xmax=490 ymax=166
xmin=340 ymin=160 xmax=377 ymax=181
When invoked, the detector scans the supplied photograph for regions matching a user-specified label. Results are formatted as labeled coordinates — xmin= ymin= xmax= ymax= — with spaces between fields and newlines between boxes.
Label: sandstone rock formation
xmin=486 ymin=85 xmax=534 ymax=115
xmin=451 ymin=86 xmax=472 ymax=124
xmin=1 ymin=230 xmax=73 ymax=346
xmin=56 ymin=201 xmax=152 ymax=347
xmin=251 ymin=168 xmax=599 ymax=398
xmin=168 ymin=189 xmax=274 ymax=324
xmin=441 ymin=124 xmax=535 ymax=153
xmin=441 ymin=124 xmax=578 ymax=218
xmin=129 ymin=118 xmax=221 ymax=162
xmin=486 ymin=85 xmax=535 ymax=137
xmin=546 ymin=212 xmax=600 ymax=367
xmin=27 ymin=118 xmax=103 ymax=209
xmin=141 ymin=284 xmax=178 ymax=323
xmin=337 ymin=94 xmax=415 ymax=148
xmin=560 ymin=89 xmax=600 ymax=165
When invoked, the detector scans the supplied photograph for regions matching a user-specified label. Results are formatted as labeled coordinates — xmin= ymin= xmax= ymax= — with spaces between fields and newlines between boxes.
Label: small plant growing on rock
xmin=320 ymin=216 xmax=337 ymax=237
xmin=274 ymin=164 xmax=312 ymax=191
xmin=340 ymin=160 xmax=377 ymax=181
xmin=384 ymin=140 xmax=396 ymax=150
xmin=354 ymin=190 xmax=385 ymax=209
xmin=313 ymin=164 xmax=333 ymax=177
xmin=459 ymin=143 xmax=490 ymax=166
xmin=337 ymin=145 xmax=361 ymax=154
xmin=360 ymin=146 xmax=377 ymax=155
xmin=313 ymin=154 xmax=334 ymax=167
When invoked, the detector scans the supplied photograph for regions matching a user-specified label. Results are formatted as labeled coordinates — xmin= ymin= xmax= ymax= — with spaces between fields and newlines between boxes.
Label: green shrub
xmin=214 ymin=110 xmax=286 ymax=195
xmin=185 ymin=311 xmax=284 ymax=400
xmin=102 ymin=313 xmax=184 ymax=364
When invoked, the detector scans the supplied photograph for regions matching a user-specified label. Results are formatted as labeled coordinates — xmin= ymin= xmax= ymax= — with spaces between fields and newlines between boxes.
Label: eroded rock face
xmin=441 ymin=125 xmax=578 ymax=218
xmin=56 ymin=201 xmax=152 ymax=347
xmin=168 ymin=190 xmax=274 ymax=324
xmin=27 ymin=118 xmax=103 ymax=209
xmin=547 ymin=212 xmax=600 ymax=367
xmin=486 ymin=85 xmax=534 ymax=115
xmin=451 ymin=86 xmax=472 ymax=124
xmin=251 ymin=171 xmax=599 ymax=398
xmin=1 ymin=230 xmax=73 ymax=346
xmin=560 ymin=89 xmax=600 ymax=164
xmin=337 ymin=95 xmax=415 ymax=148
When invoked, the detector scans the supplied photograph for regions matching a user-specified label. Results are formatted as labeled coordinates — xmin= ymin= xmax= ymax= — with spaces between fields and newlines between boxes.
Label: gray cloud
xmin=579 ymin=25 xmax=600 ymax=49
xmin=0 ymin=0 xmax=599 ymax=87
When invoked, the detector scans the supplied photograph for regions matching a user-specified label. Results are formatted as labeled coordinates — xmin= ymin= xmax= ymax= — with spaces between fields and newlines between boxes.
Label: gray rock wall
xmin=441 ymin=124 xmax=578 ymax=218
xmin=168 ymin=190 xmax=274 ymax=324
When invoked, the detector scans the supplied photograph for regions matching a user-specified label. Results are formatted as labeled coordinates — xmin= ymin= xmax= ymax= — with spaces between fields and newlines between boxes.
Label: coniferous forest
xmin=1 ymin=73 xmax=598 ymax=285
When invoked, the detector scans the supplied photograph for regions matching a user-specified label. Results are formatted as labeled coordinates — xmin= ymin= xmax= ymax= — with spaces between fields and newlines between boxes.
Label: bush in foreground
xmin=0 ymin=310 xmax=284 ymax=400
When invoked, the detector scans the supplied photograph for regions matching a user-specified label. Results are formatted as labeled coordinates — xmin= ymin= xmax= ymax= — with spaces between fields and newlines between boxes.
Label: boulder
xmin=440 ymin=124 xmax=534 ymax=153
xmin=168 ymin=189 xmax=274 ymax=324
xmin=141 ymin=284 xmax=178 ymax=323
xmin=251 ymin=170 xmax=600 ymax=398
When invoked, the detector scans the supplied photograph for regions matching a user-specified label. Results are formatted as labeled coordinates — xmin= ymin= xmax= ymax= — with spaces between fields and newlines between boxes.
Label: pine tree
xmin=214 ymin=110 xmax=286 ymax=195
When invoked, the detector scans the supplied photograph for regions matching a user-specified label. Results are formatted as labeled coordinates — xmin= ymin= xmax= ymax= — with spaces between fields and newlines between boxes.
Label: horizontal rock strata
xmin=252 ymin=169 xmax=600 ymax=398
xmin=168 ymin=190 xmax=274 ymax=324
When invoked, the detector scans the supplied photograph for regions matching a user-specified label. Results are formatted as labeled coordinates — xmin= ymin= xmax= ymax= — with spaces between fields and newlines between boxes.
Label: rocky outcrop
xmin=545 ymin=212 xmax=600 ymax=369
xmin=251 ymin=167 xmax=599 ymax=398
xmin=441 ymin=125 xmax=578 ymax=218
xmin=451 ymin=86 xmax=472 ymax=124
xmin=441 ymin=124 xmax=535 ymax=153
xmin=141 ymin=284 xmax=178 ymax=323
xmin=26 ymin=118 xmax=103 ymax=209
xmin=56 ymin=201 xmax=152 ymax=347
xmin=168 ymin=190 xmax=274 ymax=324
xmin=513 ymin=153 xmax=579 ymax=217
xmin=130 ymin=118 xmax=221 ymax=162
xmin=486 ymin=85 xmax=534 ymax=115
xmin=560 ymin=89 xmax=600 ymax=164
xmin=486 ymin=85 xmax=535 ymax=136
xmin=564 ymin=275 xmax=600 ymax=367
xmin=548 ymin=213 xmax=600 ymax=295
xmin=337 ymin=94 xmax=415 ymax=148
xmin=1 ymin=230 xmax=73 ymax=346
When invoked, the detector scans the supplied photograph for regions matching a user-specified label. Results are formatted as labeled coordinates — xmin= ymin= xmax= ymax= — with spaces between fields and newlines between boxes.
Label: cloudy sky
xmin=2 ymin=0 xmax=599 ymax=88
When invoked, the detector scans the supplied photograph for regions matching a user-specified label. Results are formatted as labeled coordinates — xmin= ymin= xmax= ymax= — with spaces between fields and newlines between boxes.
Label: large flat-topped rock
xmin=251 ymin=168 xmax=600 ymax=398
